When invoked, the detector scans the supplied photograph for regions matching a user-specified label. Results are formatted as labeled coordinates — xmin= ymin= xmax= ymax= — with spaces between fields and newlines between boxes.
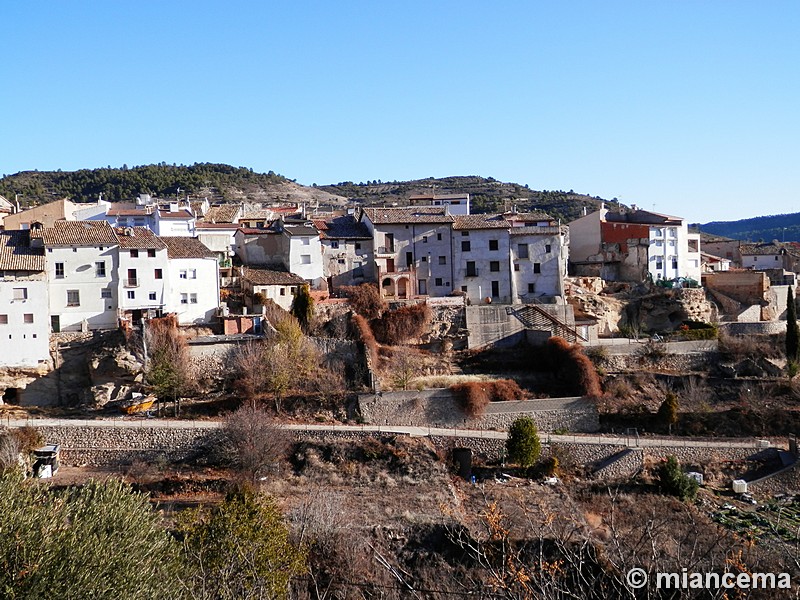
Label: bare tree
xmin=221 ymin=404 xmax=292 ymax=483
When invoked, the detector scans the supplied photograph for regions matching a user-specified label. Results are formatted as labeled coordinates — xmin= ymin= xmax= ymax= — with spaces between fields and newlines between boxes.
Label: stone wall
xmin=357 ymin=390 xmax=599 ymax=433
xmin=721 ymin=321 xmax=787 ymax=336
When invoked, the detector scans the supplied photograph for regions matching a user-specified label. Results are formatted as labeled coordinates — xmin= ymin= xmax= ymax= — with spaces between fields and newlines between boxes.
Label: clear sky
xmin=3 ymin=1 xmax=798 ymax=223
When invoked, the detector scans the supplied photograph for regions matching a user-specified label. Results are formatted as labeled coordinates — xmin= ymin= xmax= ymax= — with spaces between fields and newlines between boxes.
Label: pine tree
xmin=787 ymin=287 xmax=799 ymax=363
xmin=506 ymin=416 xmax=541 ymax=467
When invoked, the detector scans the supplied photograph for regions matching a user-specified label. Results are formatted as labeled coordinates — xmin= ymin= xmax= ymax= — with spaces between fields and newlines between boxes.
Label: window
xmin=190 ymin=293 xmax=198 ymax=304
xmin=154 ymin=269 xmax=163 ymax=279
xmin=55 ymin=263 xmax=65 ymax=278
xmin=13 ymin=288 xmax=27 ymax=300
xmin=461 ymin=231 xmax=469 ymax=237
xmin=147 ymin=249 xmax=156 ymax=258
xmin=533 ymin=263 xmax=541 ymax=274
xmin=435 ymin=278 xmax=443 ymax=286
xmin=0 ymin=315 xmax=7 ymax=325
xmin=149 ymin=292 xmax=157 ymax=301
xmin=127 ymin=291 xmax=135 ymax=300
xmin=302 ymin=237 xmax=310 ymax=245
xmin=656 ymin=259 xmax=663 ymax=270
xmin=466 ymin=261 xmax=477 ymax=277
xmin=489 ymin=261 xmax=500 ymax=272
xmin=422 ymin=236 xmax=428 ymax=243
xmin=355 ymin=243 xmax=361 ymax=250
xmin=331 ymin=241 xmax=339 ymax=249
xmin=669 ymin=228 xmax=677 ymax=238
xmin=461 ymin=241 xmax=471 ymax=252
xmin=438 ymin=256 xmax=447 ymax=265
xmin=301 ymin=255 xmax=312 ymax=264
xmin=95 ymin=261 xmax=106 ymax=277
xmin=671 ymin=258 xmax=678 ymax=269
xmin=179 ymin=270 xmax=187 ymax=279
xmin=545 ymin=244 xmax=552 ymax=253
xmin=188 ymin=269 xmax=197 ymax=279
xmin=130 ymin=249 xmax=139 ymax=258
xmin=518 ymin=244 xmax=529 ymax=259
xmin=101 ymin=288 xmax=112 ymax=299
xmin=527 ymin=283 xmax=536 ymax=293
xmin=491 ymin=281 xmax=499 ymax=297
xmin=23 ymin=314 xmax=33 ymax=324
xmin=180 ymin=293 xmax=188 ymax=304
xmin=437 ymin=233 xmax=442 ymax=241
xmin=337 ymin=258 xmax=345 ymax=264
xmin=489 ymin=239 xmax=499 ymax=251
xmin=67 ymin=290 xmax=80 ymax=306
xmin=72 ymin=248 xmax=77 ymax=253
xmin=421 ymin=256 xmax=427 ymax=262
xmin=514 ymin=264 xmax=520 ymax=271
xmin=461 ymin=286 xmax=468 ymax=292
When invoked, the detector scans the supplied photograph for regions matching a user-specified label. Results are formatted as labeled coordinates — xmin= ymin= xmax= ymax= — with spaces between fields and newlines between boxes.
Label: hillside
xmin=0 ymin=163 xmax=347 ymax=208
xmin=320 ymin=175 xmax=612 ymax=221
xmin=698 ymin=212 xmax=800 ymax=243
xmin=0 ymin=166 xmax=612 ymax=222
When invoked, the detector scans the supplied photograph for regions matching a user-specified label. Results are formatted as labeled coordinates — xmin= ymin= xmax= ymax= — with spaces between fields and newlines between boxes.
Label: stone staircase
xmin=505 ymin=305 xmax=587 ymax=343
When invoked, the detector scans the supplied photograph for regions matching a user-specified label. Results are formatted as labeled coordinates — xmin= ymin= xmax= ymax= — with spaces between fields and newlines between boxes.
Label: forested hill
xmin=698 ymin=213 xmax=800 ymax=243
xmin=0 ymin=164 xmax=291 ymax=206
xmin=319 ymin=176 xmax=612 ymax=222
xmin=1 ymin=166 xmax=612 ymax=222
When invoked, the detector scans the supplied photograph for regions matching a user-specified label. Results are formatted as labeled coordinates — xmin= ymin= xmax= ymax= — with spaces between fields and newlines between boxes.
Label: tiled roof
xmin=740 ymin=242 xmax=800 ymax=257
xmin=196 ymin=222 xmax=242 ymax=230
xmin=204 ymin=204 xmax=241 ymax=223
xmin=362 ymin=206 xmax=454 ymax=224
xmin=242 ymin=266 xmax=305 ymax=286
xmin=605 ymin=209 xmax=683 ymax=225
xmin=409 ymin=193 xmax=469 ymax=200
xmin=314 ymin=215 xmax=371 ymax=239
xmin=41 ymin=221 xmax=119 ymax=246
xmin=237 ymin=228 xmax=277 ymax=235
xmin=240 ymin=208 xmax=273 ymax=220
xmin=283 ymin=225 xmax=319 ymax=236
xmin=453 ymin=214 xmax=510 ymax=230
xmin=504 ymin=211 xmax=554 ymax=223
xmin=0 ymin=231 xmax=45 ymax=271
xmin=115 ymin=227 xmax=167 ymax=250
xmin=161 ymin=236 xmax=216 ymax=259
xmin=159 ymin=209 xmax=194 ymax=219
xmin=509 ymin=225 xmax=567 ymax=236
xmin=108 ymin=208 xmax=151 ymax=217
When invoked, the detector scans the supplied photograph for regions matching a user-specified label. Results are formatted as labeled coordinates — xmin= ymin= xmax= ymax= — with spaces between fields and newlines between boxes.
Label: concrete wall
xmin=465 ymin=304 xmax=575 ymax=349
xmin=358 ymin=389 xmax=600 ymax=433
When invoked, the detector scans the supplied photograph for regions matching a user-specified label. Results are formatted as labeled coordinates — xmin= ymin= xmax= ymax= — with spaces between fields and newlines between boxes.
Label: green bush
xmin=655 ymin=455 xmax=698 ymax=500
xmin=506 ymin=416 xmax=541 ymax=467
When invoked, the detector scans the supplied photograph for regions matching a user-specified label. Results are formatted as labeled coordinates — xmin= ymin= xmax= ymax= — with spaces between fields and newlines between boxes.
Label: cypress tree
xmin=787 ymin=288 xmax=799 ymax=363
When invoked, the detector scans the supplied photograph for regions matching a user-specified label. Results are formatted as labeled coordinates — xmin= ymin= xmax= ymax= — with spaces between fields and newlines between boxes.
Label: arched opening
xmin=397 ymin=277 xmax=408 ymax=299
xmin=2 ymin=388 xmax=19 ymax=404
xmin=382 ymin=278 xmax=395 ymax=297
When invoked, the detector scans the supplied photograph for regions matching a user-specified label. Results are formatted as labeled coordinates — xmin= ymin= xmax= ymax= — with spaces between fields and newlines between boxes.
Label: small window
xmin=656 ymin=260 xmax=663 ymax=270
xmin=301 ymin=255 xmax=312 ymax=265
xmin=461 ymin=231 xmax=469 ymax=237
xmin=490 ymin=261 xmax=500 ymax=272
xmin=130 ymin=249 xmax=139 ymax=258
xmin=461 ymin=241 xmax=471 ymax=252
xmin=461 ymin=286 xmax=468 ymax=292
xmin=67 ymin=290 xmax=80 ymax=306
xmin=514 ymin=264 xmax=520 ymax=271
xmin=355 ymin=243 xmax=361 ymax=250
xmin=466 ymin=261 xmax=477 ymax=277
xmin=101 ymin=288 xmax=112 ymax=299
xmin=149 ymin=292 xmax=157 ymax=301
xmin=280 ymin=288 xmax=286 ymax=296
xmin=23 ymin=313 xmax=33 ymax=324
xmin=95 ymin=261 xmax=106 ymax=277
xmin=180 ymin=293 xmax=188 ymax=304
xmin=672 ymin=258 xmax=678 ymax=269
xmin=337 ymin=258 xmax=345 ymax=264
xmin=0 ymin=315 xmax=7 ymax=324
xmin=545 ymin=244 xmax=552 ymax=253
xmin=422 ymin=236 xmax=428 ymax=243
xmin=179 ymin=270 xmax=187 ymax=279
xmin=331 ymin=241 xmax=339 ymax=249
xmin=421 ymin=256 xmax=427 ymax=262
xmin=147 ymin=249 xmax=156 ymax=258
xmin=190 ymin=293 xmax=198 ymax=304
xmin=435 ymin=278 xmax=443 ymax=286
xmin=55 ymin=263 xmax=65 ymax=278
xmin=489 ymin=240 xmax=499 ymax=251
xmin=528 ymin=283 xmax=536 ymax=293
xmin=154 ymin=269 xmax=163 ymax=279
xmin=438 ymin=256 xmax=447 ymax=265
xmin=533 ymin=263 xmax=541 ymax=274
xmin=437 ymin=233 xmax=442 ymax=241
xmin=72 ymin=248 xmax=77 ymax=253
xmin=189 ymin=269 xmax=197 ymax=279
xmin=127 ymin=291 xmax=135 ymax=300
xmin=12 ymin=288 xmax=27 ymax=300
xmin=518 ymin=244 xmax=529 ymax=259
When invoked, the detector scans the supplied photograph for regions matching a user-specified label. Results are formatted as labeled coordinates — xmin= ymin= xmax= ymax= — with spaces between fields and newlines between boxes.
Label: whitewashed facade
xmin=161 ymin=237 xmax=220 ymax=324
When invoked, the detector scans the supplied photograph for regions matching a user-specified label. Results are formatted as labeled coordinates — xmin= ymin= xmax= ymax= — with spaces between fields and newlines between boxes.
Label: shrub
xmin=371 ymin=303 xmax=432 ymax=345
xmin=545 ymin=337 xmax=603 ymax=398
xmin=290 ymin=284 xmax=314 ymax=332
xmin=351 ymin=313 xmax=379 ymax=366
xmin=451 ymin=379 xmax=526 ymax=417
xmin=340 ymin=283 xmax=385 ymax=319
xmin=656 ymin=455 xmax=698 ymax=500
xmin=492 ymin=379 xmax=526 ymax=402
xmin=584 ymin=345 xmax=609 ymax=366
xmin=506 ymin=416 xmax=541 ymax=467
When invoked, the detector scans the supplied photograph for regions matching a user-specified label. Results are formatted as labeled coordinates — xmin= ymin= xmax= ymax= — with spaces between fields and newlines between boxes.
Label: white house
xmin=408 ymin=192 xmax=470 ymax=215
xmin=510 ymin=225 xmax=569 ymax=300
xmin=241 ymin=266 xmax=306 ymax=312
xmin=280 ymin=223 xmax=325 ymax=289
xmin=161 ymin=237 xmax=220 ymax=324
xmin=313 ymin=215 xmax=374 ymax=291
xmin=154 ymin=206 xmax=196 ymax=237
xmin=569 ymin=205 xmax=701 ymax=283
xmin=0 ymin=231 xmax=50 ymax=367
xmin=39 ymin=221 xmax=120 ymax=332
xmin=115 ymin=227 xmax=169 ymax=324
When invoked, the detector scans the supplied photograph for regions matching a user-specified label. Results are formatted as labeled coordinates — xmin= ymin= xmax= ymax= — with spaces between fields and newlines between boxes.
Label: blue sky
xmin=3 ymin=1 xmax=798 ymax=223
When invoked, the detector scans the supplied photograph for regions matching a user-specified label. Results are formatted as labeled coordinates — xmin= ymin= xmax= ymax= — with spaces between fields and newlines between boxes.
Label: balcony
xmin=375 ymin=245 xmax=396 ymax=257
xmin=465 ymin=268 xmax=479 ymax=278
xmin=124 ymin=278 xmax=140 ymax=288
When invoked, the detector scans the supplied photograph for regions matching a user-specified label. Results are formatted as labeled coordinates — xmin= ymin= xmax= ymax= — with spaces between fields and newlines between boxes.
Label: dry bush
xmin=339 ymin=283 xmax=385 ymax=319
xmin=545 ymin=336 xmax=603 ymax=398
xmin=12 ymin=426 xmax=43 ymax=453
xmin=452 ymin=379 xmax=526 ymax=417
xmin=718 ymin=331 xmax=781 ymax=360
xmin=371 ymin=303 xmax=432 ymax=345
xmin=492 ymin=379 xmax=526 ymax=402
xmin=0 ymin=433 xmax=20 ymax=473
xmin=221 ymin=404 xmax=292 ymax=482
xmin=350 ymin=313 xmax=379 ymax=366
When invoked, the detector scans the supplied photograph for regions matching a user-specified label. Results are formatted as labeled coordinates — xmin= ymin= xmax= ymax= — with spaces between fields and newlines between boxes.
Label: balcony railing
xmin=465 ymin=269 xmax=479 ymax=277
xmin=375 ymin=245 xmax=396 ymax=256
xmin=124 ymin=278 xmax=140 ymax=288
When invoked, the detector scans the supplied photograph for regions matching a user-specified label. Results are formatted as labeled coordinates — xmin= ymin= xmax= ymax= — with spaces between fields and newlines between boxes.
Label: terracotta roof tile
xmin=315 ymin=215 xmax=371 ymax=239
xmin=41 ymin=221 xmax=119 ymax=246
xmin=161 ymin=237 xmax=216 ymax=259
xmin=204 ymin=204 xmax=241 ymax=223
xmin=114 ymin=227 xmax=167 ymax=250
xmin=453 ymin=214 xmax=510 ymax=230
xmin=242 ymin=266 xmax=305 ymax=286
xmin=362 ymin=206 xmax=454 ymax=224
xmin=0 ymin=231 xmax=45 ymax=271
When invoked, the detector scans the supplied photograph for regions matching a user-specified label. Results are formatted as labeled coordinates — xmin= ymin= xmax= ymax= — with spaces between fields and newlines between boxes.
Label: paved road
xmin=2 ymin=417 xmax=772 ymax=449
